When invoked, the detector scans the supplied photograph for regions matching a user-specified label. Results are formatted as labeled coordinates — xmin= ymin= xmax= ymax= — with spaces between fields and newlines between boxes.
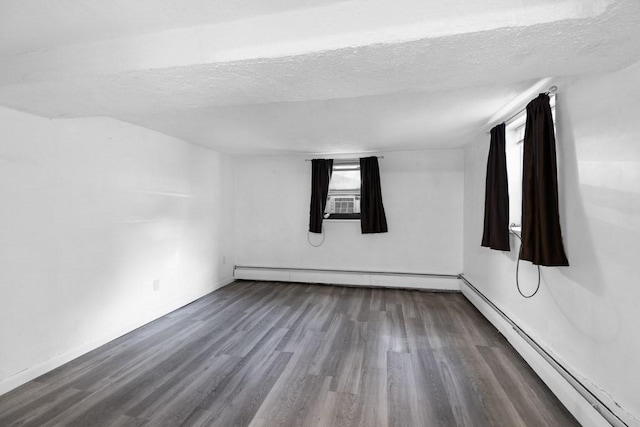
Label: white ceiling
xmin=1 ymin=0 xmax=640 ymax=155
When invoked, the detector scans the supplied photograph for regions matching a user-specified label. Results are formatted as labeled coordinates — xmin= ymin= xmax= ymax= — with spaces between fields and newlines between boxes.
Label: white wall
xmin=0 ymin=107 xmax=235 ymax=393
xmin=463 ymin=61 xmax=640 ymax=424
xmin=234 ymin=150 xmax=463 ymax=275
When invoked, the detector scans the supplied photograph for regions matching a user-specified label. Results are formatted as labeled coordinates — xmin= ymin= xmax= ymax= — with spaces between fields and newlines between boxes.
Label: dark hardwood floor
xmin=0 ymin=281 xmax=578 ymax=426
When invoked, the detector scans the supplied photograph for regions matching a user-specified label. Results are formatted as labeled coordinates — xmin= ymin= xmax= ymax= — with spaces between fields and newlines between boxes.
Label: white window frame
xmin=505 ymin=93 xmax=556 ymax=231
xmin=324 ymin=159 xmax=361 ymax=221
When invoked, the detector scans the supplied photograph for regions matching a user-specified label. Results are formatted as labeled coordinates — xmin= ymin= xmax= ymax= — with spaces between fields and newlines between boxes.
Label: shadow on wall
xmin=544 ymin=82 xmax=620 ymax=343
xmin=555 ymin=84 xmax=605 ymax=296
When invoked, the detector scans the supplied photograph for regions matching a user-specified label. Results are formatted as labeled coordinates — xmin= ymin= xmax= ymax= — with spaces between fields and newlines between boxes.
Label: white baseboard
xmin=234 ymin=266 xmax=460 ymax=291
xmin=460 ymin=280 xmax=619 ymax=427
xmin=0 ymin=276 xmax=234 ymax=397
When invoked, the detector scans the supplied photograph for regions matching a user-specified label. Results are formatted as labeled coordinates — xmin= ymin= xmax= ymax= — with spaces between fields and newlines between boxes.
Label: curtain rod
xmin=485 ymin=86 xmax=558 ymax=135
xmin=304 ymin=156 xmax=384 ymax=162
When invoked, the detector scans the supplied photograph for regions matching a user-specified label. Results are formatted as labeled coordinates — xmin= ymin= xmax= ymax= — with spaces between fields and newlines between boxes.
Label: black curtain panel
xmin=521 ymin=94 xmax=569 ymax=266
xmin=481 ymin=123 xmax=510 ymax=251
xmin=360 ymin=156 xmax=388 ymax=234
xmin=309 ymin=159 xmax=333 ymax=233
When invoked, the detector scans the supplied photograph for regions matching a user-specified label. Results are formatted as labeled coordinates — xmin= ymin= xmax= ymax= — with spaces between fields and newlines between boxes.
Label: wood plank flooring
xmin=0 ymin=281 xmax=578 ymax=426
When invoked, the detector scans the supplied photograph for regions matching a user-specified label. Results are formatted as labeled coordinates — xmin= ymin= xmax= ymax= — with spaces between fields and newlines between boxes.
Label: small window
xmin=506 ymin=93 xmax=556 ymax=229
xmin=324 ymin=160 xmax=361 ymax=220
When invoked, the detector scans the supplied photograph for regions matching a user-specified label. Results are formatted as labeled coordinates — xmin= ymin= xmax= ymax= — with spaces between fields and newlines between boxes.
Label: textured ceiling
xmin=1 ymin=0 xmax=640 ymax=155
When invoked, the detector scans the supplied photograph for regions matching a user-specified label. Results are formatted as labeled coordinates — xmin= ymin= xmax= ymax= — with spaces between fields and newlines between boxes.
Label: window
xmin=505 ymin=93 xmax=556 ymax=229
xmin=324 ymin=159 xmax=361 ymax=220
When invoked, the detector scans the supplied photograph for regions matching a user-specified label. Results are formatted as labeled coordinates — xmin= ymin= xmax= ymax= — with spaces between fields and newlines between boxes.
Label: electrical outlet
xmin=153 ymin=279 xmax=160 ymax=291
xmin=222 ymin=256 xmax=226 ymax=265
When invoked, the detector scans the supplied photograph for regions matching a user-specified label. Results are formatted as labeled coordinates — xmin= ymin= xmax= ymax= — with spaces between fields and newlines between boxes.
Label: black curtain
xmin=481 ymin=123 xmax=510 ymax=251
xmin=521 ymin=94 xmax=569 ymax=266
xmin=309 ymin=159 xmax=333 ymax=233
xmin=360 ymin=156 xmax=388 ymax=234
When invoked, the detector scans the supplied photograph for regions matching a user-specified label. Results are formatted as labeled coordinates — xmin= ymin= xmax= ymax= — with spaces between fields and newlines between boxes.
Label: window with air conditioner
xmin=324 ymin=160 xmax=361 ymax=220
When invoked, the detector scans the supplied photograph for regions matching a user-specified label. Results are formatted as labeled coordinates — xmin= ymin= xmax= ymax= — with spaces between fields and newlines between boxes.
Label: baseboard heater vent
xmin=234 ymin=266 xmax=460 ymax=292
xmin=459 ymin=274 xmax=628 ymax=427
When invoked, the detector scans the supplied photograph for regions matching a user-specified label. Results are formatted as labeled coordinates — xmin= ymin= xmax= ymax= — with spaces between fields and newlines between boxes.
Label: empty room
xmin=1 ymin=1 xmax=639 ymax=426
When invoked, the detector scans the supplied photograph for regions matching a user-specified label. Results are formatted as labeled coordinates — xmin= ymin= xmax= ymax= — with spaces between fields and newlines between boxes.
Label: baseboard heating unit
xmin=460 ymin=275 xmax=630 ymax=427
xmin=233 ymin=265 xmax=460 ymax=292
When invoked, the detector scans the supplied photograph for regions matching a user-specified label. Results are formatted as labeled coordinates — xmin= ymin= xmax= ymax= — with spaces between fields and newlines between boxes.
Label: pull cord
xmin=307 ymin=226 xmax=325 ymax=247
xmin=511 ymin=228 xmax=541 ymax=298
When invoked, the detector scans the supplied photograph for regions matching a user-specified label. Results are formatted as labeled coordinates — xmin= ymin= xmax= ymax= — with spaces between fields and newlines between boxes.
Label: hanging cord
xmin=307 ymin=226 xmax=325 ymax=247
xmin=511 ymin=226 xmax=541 ymax=298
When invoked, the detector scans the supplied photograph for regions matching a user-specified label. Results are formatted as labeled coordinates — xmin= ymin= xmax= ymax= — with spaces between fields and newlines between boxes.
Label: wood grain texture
xmin=0 ymin=281 xmax=578 ymax=426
